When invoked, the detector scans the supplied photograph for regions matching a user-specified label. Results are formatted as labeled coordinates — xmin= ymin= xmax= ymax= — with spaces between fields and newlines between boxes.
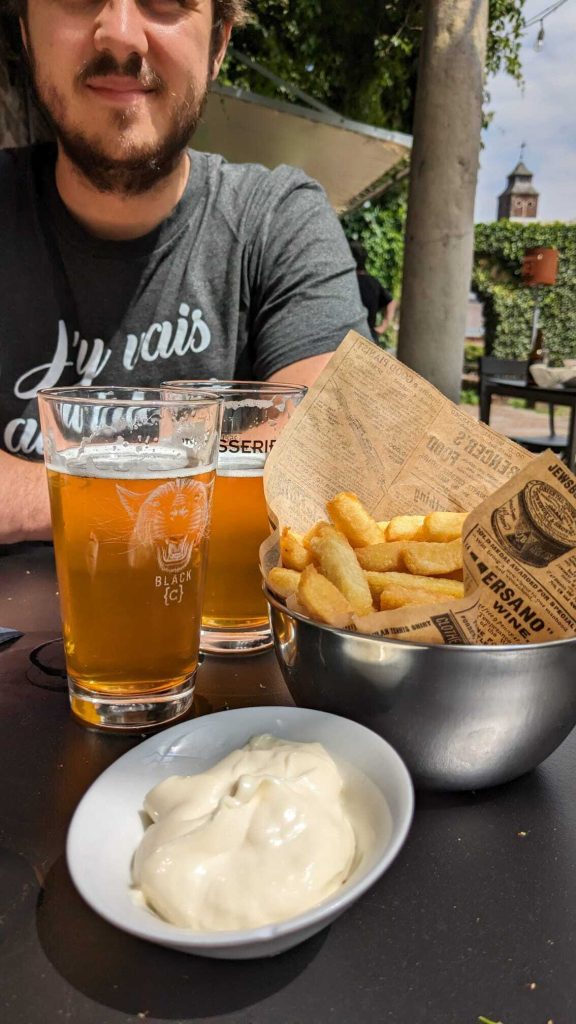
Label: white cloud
xmin=475 ymin=0 xmax=576 ymax=223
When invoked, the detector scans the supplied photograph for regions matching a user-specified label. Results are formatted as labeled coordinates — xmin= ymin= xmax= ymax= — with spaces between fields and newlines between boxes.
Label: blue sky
xmin=475 ymin=0 xmax=576 ymax=223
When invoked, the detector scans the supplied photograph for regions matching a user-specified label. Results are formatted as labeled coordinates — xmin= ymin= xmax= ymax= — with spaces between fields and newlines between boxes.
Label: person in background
xmin=0 ymin=0 xmax=369 ymax=544
xmin=349 ymin=240 xmax=397 ymax=345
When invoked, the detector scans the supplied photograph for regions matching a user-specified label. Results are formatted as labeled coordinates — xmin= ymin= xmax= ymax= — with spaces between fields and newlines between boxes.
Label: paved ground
xmin=461 ymin=396 xmax=570 ymax=442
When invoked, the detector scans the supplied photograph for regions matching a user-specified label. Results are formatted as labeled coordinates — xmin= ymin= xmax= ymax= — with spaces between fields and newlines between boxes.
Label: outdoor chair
xmin=479 ymin=356 xmax=568 ymax=457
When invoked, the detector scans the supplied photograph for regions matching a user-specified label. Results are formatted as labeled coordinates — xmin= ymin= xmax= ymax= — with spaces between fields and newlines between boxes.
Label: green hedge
xmin=341 ymin=186 xmax=407 ymax=298
xmin=473 ymin=221 xmax=576 ymax=364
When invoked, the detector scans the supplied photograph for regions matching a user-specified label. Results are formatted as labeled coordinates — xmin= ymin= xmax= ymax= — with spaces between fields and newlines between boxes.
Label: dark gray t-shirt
xmin=0 ymin=144 xmax=368 ymax=457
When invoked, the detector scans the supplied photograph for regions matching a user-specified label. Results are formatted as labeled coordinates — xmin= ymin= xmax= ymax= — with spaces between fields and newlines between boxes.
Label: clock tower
xmin=497 ymin=153 xmax=539 ymax=220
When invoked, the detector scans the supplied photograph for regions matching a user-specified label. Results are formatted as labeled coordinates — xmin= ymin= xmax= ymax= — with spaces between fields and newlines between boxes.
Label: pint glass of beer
xmin=163 ymin=381 xmax=307 ymax=654
xmin=37 ymin=387 xmax=222 ymax=730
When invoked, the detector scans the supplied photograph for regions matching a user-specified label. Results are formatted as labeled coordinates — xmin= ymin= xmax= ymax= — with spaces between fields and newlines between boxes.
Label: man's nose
xmin=93 ymin=0 xmax=149 ymax=61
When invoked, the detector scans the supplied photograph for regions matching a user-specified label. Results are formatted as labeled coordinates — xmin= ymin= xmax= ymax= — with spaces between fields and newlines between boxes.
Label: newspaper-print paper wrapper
xmin=262 ymin=332 xmax=576 ymax=645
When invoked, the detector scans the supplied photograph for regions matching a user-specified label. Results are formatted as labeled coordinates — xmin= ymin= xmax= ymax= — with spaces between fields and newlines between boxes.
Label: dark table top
xmin=1 ymin=544 xmax=575 ymax=1024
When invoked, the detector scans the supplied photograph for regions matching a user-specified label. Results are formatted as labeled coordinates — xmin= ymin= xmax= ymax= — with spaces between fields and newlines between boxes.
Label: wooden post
xmin=396 ymin=0 xmax=489 ymax=403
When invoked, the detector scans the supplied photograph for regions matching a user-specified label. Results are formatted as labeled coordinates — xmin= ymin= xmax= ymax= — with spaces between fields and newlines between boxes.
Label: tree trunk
xmin=396 ymin=0 xmax=489 ymax=403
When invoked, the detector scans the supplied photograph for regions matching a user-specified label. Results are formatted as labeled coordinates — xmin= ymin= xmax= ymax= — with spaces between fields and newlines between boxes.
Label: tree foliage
xmin=224 ymin=0 xmax=526 ymax=134
xmin=341 ymin=184 xmax=407 ymax=296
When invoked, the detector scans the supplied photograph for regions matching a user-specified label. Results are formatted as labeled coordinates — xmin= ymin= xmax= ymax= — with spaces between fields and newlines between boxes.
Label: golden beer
xmin=161 ymin=379 xmax=307 ymax=653
xmin=202 ymin=454 xmax=270 ymax=630
xmin=46 ymin=447 xmax=214 ymax=726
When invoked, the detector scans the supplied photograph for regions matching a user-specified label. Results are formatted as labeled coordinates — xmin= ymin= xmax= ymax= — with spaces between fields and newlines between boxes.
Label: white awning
xmin=194 ymin=82 xmax=412 ymax=214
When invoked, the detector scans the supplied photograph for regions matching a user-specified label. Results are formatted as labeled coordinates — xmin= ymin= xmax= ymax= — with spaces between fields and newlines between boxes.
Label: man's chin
xmin=74 ymin=103 xmax=171 ymax=155
xmin=81 ymin=134 xmax=173 ymax=164
xmin=92 ymin=100 xmax=161 ymax=133
xmin=57 ymin=127 xmax=193 ymax=195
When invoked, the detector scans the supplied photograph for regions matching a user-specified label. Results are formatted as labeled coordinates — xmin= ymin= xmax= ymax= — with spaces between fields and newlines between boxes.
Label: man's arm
xmin=267 ymin=353 xmax=334 ymax=389
xmin=0 ymin=451 xmax=52 ymax=543
xmin=375 ymin=298 xmax=398 ymax=335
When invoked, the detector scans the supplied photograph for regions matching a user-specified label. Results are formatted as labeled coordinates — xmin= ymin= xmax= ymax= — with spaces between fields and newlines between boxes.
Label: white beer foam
xmin=216 ymin=450 xmax=266 ymax=478
xmin=46 ymin=443 xmax=214 ymax=480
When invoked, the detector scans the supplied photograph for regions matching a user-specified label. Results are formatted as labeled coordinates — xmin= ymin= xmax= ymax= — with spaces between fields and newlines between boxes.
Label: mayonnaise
xmin=132 ymin=735 xmax=357 ymax=931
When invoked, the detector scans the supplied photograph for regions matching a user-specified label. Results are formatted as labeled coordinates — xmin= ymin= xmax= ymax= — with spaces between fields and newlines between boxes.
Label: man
xmin=0 ymin=0 xmax=368 ymax=543
xmin=350 ymin=241 xmax=397 ymax=344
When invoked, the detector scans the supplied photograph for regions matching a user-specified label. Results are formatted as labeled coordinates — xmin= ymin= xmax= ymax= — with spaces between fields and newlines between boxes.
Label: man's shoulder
xmin=195 ymin=151 xmax=325 ymax=206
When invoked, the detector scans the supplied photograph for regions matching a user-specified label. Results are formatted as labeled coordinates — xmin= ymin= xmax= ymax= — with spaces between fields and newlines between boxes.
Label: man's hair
xmin=213 ymin=0 xmax=250 ymax=28
xmin=8 ymin=0 xmax=250 ymax=27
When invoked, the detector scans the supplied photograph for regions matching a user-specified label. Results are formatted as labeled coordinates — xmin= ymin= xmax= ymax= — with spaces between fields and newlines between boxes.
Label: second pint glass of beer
xmin=38 ymin=387 xmax=222 ymax=730
xmin=164 ymin=381 xmax=307 ymax=654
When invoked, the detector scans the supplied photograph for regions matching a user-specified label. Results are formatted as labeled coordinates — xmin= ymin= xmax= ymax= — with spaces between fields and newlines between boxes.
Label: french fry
xmin=302 ymin=520 xmax=331 ymax=548
xmin=386 ymin=515 xmax=426 ymax=542
xmin=356 ymin=541 xmax=406 ymax=572
xmin=267 ymin=566 xmax=301 ymax=599
xmin=276 ymin=493 xmax=470 ymax=632
xmin=364 ymin=571 xmax=393 ymax=601
xmin=378 ymin=571 xmax=464 ymax=599
xmin=297 ymin=565 xmax=352 ymax=628
xmin=307 ymin=524 xmax=373 ymax=615
xmin=402 ymin=538 xmax=463 ymax=576
xmin=327 ymin=491 xmax=385 ymax=547
xmin=365 ymin=570 xmax=463 ymax=601
xmin=379 ymin=585 xmax=453 ymax=611
xmin=280 ymin=527 xmax=312 ymax=571
xmin=422 ymin=511 xmax=468 ymax=543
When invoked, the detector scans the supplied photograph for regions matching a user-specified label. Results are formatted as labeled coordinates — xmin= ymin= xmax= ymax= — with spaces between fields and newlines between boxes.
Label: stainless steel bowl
xmin=265 ymin=587 xmax=576 ymax=791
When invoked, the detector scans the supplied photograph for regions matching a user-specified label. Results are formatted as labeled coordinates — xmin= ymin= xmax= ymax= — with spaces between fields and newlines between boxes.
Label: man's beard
xmin=28 ymin=50 xmax=208 ymax=196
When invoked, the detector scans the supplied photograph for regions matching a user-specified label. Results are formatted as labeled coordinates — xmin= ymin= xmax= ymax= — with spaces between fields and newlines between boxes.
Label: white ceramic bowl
xmin=67 ymin=706 xmax=413 ymax=959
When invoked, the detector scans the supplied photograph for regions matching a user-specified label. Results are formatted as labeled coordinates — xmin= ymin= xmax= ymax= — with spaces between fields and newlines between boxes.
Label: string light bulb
xmin=526 ymin=0 xmax=571 ymax=52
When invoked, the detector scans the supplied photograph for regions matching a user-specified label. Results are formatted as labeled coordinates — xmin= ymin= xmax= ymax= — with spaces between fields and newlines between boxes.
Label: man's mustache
xmin=77 ymin=53 xmax=164 ymax=91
